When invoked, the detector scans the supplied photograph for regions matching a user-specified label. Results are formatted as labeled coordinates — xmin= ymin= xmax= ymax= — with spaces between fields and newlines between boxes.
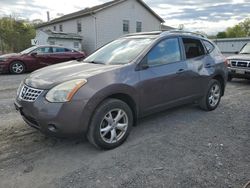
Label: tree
xmin=0 ymin=17 xmax=36 ymax=53
xmin=216 ymin=17 xmax=250 ymax=38
xmin=226 ymin=24 xmax=246 ymax=38
xmin=216 ymin=32 xmax=227 ymax=38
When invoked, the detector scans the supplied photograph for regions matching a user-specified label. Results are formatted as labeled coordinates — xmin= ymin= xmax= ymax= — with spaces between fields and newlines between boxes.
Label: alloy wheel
xmin=208 ymin=83 xmax=221 ymax=107
xmin=100 ymin=109 xmax=128 ymax=144
xmin=12 ymin=63 xmax=24 ymax=74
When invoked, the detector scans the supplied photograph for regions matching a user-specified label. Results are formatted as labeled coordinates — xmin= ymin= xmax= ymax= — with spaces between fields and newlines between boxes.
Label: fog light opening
xmin=48 ymin=124 xmax=57 ymax=132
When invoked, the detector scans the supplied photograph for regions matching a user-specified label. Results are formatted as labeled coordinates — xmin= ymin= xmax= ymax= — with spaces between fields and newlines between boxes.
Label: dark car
xmin=15 ymin=31 xmax=228 ymax=149
xmin=227 ymin=43 xmax=250 ymax=81
xmin=0 ymin=45 xmax=86 ymax=74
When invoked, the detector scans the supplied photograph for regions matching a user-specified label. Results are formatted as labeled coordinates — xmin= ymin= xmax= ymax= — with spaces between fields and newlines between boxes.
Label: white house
xmin=35 ymin=30 xmax=83 ymax=51
xmin=36 ymin=0 xmax=165 ymax=54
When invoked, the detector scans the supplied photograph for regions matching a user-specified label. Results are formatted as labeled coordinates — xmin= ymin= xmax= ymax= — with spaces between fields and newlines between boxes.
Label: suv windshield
xmin=84 ymin=37 xmax=154 ymax=65
xmin=240 ymin=43 xmax=250 ymax=54
xmin=20 ymin=46 xmax=37 ymax=54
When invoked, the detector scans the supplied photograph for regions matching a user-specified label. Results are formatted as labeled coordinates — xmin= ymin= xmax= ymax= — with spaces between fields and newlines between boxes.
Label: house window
xmin=77 ymin=22 xmax=82 ymax=32
xmin=123 ymin=20 xmax=129 ymax=33
xmin=59 ymin=24 xmax=63 ymax=32
xmin=74 ymin=41 xmax=79 ymax=48
xmin=53 ymin=26 xmax=56 ymax=31
xmin=136 ymin=21 xmax=142 ymax=32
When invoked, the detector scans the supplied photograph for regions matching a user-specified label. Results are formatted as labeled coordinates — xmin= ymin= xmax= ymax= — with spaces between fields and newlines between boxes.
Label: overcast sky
xmin=0 ymin=0 xmax=250 ymax=34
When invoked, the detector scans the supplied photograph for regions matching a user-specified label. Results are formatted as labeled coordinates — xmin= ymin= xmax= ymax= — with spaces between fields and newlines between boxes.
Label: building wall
xmin=38 ymin=17 xmax=95 ymax=54
xmin=37 ymin=0 xmax=162 ymax=54
xmin=95 ymin=0 xmax=162 ymax=48
xmin=35 ymin=31 xmax=82 ymax=51
xmin=213 ymin=38 xmax=250 ymax=55
xmin=35 ymin=30 xmax=49 ymax=45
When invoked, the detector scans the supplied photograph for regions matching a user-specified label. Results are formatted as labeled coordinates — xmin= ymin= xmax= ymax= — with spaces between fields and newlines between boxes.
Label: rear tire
xmin=199 ymin=79 xmax=222 ymax=111
xmin=10 ymin=61 xmax=25 ymax=74
xmin=87 ymin=98 xmax=133 ymax=150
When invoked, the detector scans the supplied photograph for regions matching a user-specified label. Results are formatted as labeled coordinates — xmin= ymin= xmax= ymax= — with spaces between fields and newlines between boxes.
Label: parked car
xmin=15 ymin=31 xmax=228 ymax=149
xmin=227 ymin=42 xmax=250 ymax=81
xmin=0 ymin=45 xmax=86 ymax=74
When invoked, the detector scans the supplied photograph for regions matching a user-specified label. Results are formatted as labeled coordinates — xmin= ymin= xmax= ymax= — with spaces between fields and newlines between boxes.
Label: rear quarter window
xmin=203 ymin=40 xmax=215 ymax=54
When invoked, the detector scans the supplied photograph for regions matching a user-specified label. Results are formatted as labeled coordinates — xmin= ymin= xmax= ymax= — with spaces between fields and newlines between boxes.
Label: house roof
xmin=37 ymin=0 xmax=164 ymax=28
xmin=44 ymin=30 xmax=82 ymax=40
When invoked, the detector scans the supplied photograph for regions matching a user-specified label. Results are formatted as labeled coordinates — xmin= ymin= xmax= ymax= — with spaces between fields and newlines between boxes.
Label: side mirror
xmin=30 ymin=52 xmax=37 ymax=56
xmin=235 ymin=51 xmax=239 ymax=54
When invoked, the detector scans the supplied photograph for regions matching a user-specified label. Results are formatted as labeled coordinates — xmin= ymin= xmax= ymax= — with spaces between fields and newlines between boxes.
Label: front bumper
xmin=228 ymin=67 xmax=250 ymax=79
xmin=14 ymin=92 xmax=91 ymax=137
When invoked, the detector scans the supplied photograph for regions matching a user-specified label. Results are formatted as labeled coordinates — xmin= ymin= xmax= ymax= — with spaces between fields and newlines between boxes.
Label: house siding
xmin=36 ymin=0 xmax=162 ymax=54
xmin=95 ymin=0 xmax=161 ymax=48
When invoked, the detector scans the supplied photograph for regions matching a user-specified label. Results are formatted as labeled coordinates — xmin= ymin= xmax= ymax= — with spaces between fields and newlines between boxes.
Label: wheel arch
xmin=212 ymin=74 xmax=225 ymax=96
xmin=81 ymin=84 xmax=139 ymax=134
xmin=9 ymin=60 xmax=26 ymax=73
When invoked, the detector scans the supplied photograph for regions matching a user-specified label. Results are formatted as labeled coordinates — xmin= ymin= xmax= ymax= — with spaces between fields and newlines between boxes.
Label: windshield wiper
xmin=84 ymin=61 xmax=104 ymax=65
xmin=240 ymin=52 xmax=250 ymax=54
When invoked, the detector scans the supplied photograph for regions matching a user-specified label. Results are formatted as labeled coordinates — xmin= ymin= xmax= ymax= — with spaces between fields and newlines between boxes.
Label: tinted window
xmin=35 ymin=47 xmax=52 ymax=54
xmin=203 ymin=40 xmax=214 ymax=53
xmin=182 ymin=38 xmax=205 ymax=59
xmin=147 ymin=38 xmax=181 ymax=67
xmin=53 ymin=48 xmax=66 ymax=53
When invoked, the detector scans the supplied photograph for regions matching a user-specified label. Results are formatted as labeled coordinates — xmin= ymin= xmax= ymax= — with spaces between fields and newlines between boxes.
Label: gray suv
xmin=227 ymin=43 xmax=250 ymax=81
xmin=15 ymin=31 xmax=228 ymax=149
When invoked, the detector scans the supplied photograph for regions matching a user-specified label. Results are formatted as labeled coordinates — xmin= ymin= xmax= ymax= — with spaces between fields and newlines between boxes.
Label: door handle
xmin=205 ymin=63 xmax=215 ymax=68
xmin=176 ymin=69 xmax=185 ymax=74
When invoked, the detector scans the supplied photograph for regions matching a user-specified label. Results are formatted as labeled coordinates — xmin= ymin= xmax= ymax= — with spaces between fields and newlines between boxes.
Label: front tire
xmin=199 ymin=79 xmax=222 ymax=111
xmin=10 ymin=61 xmax=25 ymax=74
xmin=87 ymin=99 xmax=133 ymax=150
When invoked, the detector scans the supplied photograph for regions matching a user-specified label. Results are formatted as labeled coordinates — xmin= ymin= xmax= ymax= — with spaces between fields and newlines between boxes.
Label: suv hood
xmin=25 ymin=61 xmax=122 ymax=89
xmin=227 ymin=54 xmax=250 ymax=61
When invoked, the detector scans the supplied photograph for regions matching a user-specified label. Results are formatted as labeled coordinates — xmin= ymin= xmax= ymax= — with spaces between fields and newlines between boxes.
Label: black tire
xmin=228 ymin=75 xmax=233 ymax=81
xmin=199 ymin=79 xmax=222 ymax=111
xmin=10 ymin=61 xmax=25 ymax=74
xmin=87 ymin=98 xmax=133 ymax=150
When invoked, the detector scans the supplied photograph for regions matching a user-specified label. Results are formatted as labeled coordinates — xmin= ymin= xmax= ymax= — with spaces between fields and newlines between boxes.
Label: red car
xmin=0 ymin=45 xmax=86 ymax=74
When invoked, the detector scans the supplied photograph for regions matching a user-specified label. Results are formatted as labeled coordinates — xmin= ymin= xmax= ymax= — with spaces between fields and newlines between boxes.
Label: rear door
xmin=50 ymin=47 xmax=74 ymax=64
xmin=138 ymin=37 xmax=195 ymax=114
xmin=180 ymin=37 xmax=209 ymax=96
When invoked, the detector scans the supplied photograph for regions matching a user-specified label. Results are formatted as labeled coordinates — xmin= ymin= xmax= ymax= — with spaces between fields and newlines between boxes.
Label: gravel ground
xmin=0 ymin=74 xmax=249 ymax=188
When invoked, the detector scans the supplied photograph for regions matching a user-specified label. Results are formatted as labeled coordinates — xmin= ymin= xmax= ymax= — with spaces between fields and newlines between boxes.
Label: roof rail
xmin=124 ymin=31 xmax=162 ymax=37
xmin=162 ymin=30 xmax=207 ymax=38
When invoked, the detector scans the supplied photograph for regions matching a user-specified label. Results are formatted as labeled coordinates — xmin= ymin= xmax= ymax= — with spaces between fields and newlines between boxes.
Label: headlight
xmin=45 ymin=79 xmax=87 ymax=103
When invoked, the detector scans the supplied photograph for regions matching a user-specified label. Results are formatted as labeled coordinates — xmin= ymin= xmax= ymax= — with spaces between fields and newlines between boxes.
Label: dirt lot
xmin=0 ymin=74 xmax=249 ymax=188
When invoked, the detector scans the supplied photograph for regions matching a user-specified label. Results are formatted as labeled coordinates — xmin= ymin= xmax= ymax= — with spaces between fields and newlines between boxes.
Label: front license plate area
xmin=236 ymin=69 xmax=245 ymax=74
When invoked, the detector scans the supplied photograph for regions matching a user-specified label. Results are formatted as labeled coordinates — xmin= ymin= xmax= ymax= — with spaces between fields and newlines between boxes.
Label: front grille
xmin=19 ymin=85 xmax=43 ymax=102
xmin=230 ymin=60 xmax=250 ymax=68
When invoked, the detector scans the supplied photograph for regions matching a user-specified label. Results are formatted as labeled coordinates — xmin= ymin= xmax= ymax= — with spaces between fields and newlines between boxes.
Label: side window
xmin=182 ymin=38 xmax=205 ymax=59
xmin=147 ymin=38 xmax=181 ymax=67
xmin=35 ymin=47 xmax=52 ymax=54
xmin=53 ymin=48 xmax=66 ymax=53
xmin=203 ymin=40 xmax=215 ymax=53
